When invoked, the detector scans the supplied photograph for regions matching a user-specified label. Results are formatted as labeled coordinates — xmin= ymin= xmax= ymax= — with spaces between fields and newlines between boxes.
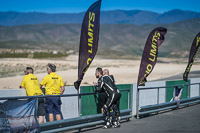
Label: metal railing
xmin=40 ymin=109 xmax=132 ymax=133
xmin=0 ymin=89 xmax=132 ymax=132
xmin=136 ymin=82 xmax=200 ymax=119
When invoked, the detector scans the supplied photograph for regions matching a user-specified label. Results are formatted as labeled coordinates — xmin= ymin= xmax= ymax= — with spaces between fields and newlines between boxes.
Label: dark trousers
xmin=103 ymin=93 xmax=121 ymax=123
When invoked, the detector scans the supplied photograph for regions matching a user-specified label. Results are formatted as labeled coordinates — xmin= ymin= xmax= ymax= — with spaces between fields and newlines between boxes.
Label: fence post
xmin=199 ymin=83 xmax=200 ymax=96
xmin=187 ymin=84 xmax=190 ymax=98
xmin=136 ymin=87 xmax=140 ymax=119
xmin=78 ymin=89 xmax=81 ymax=117
xmin=36 ymin=97 xmax=39 ymax=118
xmin=78 ymin=89 xmax=82 ymax=132
xmin=157 ymin=88 xmax=159 ymax=104
xmin=128 ymin=90 xmax=130 ymax=109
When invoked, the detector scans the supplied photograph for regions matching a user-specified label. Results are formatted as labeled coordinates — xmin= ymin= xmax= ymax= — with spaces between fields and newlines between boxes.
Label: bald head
xmin=103 ymin=69 xmax=109 ymax=75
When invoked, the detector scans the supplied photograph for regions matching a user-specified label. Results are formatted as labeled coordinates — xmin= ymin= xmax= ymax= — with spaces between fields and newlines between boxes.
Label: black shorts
xmin=98 ymin=92 xmax=107 ymax=108
xmin=37 ymin=98 xmax=45 ymax=116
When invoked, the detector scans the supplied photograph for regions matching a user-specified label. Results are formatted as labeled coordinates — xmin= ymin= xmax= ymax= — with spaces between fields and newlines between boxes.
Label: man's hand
xmin=93 ymin=82 xmax=98 ymax=86
xmin=60 ymin=86 xmax=65 ymax=95
xmin=94 ymin=89 xmax=99 ymax=93
xmin=19 ymin=86 xmax=24 ymax=89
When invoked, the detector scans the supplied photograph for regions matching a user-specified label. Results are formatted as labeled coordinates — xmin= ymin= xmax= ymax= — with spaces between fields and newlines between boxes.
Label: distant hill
xmin=0 ymin=18 xmax=200 ymax=58
xmin=0 ymin=9 xmax=200 ymax=26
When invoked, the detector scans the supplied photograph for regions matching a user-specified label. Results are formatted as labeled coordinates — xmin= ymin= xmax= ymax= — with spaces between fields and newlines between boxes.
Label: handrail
xmin=138 ymin=82 xmax=200 ymax=90
xmin=139 ymin=96 xmax=200 ymax=116
xmin=0 ymin=88 xmax=132 ymax=132
xmin=0 ymin=89 xmax=130 ymax=100
xmin=40 ymin=109 xmax=132 ymax=133
xmin=136 ymin=82 xmax=200 ymax=119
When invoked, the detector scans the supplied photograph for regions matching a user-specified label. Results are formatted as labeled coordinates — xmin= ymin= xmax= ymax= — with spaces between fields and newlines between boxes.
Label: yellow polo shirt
xmin=40 ymin=72 xmax=64 ymax=95
xmin=21 ymin=74 xmax=43 ymax=96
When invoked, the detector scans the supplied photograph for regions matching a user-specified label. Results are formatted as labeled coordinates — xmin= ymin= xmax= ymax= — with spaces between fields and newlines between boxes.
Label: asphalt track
xmin=68 ymin=104 xmax=200 ymax=133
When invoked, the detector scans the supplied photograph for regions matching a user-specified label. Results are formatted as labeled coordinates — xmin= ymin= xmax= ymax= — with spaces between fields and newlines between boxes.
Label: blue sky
xmin=0 ymin=0 xmax=199 ymax=13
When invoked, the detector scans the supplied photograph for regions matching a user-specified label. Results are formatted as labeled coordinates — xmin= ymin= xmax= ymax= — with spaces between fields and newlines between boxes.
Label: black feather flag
xmin=137 ymin=27 xmax=167 ymax=86
xmin=74 ymin=0 xmax=102 ymax=90
xmin=183 ymin=32 xmax=200 ymax=81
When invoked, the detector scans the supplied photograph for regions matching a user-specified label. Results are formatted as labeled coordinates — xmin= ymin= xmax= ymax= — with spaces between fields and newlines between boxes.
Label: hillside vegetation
xmin=0 ymin=18 xmax=200 ymax=58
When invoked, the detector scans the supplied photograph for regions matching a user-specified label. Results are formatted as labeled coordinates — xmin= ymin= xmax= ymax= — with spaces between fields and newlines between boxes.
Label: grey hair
xmin=48 ymin=63 xmax=56 ymax=72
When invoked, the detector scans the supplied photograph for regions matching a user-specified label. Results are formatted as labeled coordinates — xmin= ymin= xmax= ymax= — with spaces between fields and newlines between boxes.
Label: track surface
xmin=68 ymin=104 xmax=200 ymax=133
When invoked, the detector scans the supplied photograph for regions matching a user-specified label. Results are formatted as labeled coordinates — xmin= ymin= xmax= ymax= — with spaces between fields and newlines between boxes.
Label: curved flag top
xmin=137 ymin=27 xmax=167 ymax=86
xmin=74 ymin=0 xmax=102 ymax=90
xmin=183 ymin=32 xmax=200 ymax=81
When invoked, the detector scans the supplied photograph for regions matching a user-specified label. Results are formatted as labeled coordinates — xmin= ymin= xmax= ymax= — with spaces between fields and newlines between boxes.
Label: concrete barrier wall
xmin=0 ymin=78 xmax=199 ymax=118
xmin=0 ymin=89 xmax=26 ymax=97
xmin=132 ymin=78 xmax=200 ymax=115
xmin=190 ymin=78 xmax=200 ymax=97
xmin=0 ymin=87 xmax=79 ymax=119
xmin=61 ymin=86 xmax=79 ymax=119
xmin=132 ymin=81 xmax=166 ymax=114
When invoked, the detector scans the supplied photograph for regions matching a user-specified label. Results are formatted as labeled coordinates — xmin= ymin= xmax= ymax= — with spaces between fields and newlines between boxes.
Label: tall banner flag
xmin=74 ymin=0 xmax=102 ymax=90
xmin=137 ymin=27 xmax=167 ymax=86
xmin=183 ymin=32 xmax=200 ymax=81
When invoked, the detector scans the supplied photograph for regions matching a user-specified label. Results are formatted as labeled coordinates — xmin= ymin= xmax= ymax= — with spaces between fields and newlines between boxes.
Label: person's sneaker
xmin=102 ymin=125 xmax=112 ymax=129
xmin=112 ymin=121 xmax=120 ymax=128
xmin=102 ymin=122 xmax=112 ymax=129
xmin=113 ymin=124 xmax=120 ymax=128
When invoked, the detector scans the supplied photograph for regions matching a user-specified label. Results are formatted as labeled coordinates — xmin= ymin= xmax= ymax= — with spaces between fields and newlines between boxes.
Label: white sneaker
xmin=102 ymin=122 xmax=112 ymax=129
xmin=102 ymin=124 xmax=112 ymax=129
xmin=113 ymin=121 xmax=120 ymax=128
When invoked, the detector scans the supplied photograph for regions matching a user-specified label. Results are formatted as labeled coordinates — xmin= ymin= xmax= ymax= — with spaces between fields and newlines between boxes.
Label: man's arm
xmin=110 ymin=75 xmax=115 ymax=84
xmin=20 ymin=77 xmax=25 ymax=89
xmin=40 ymin=76 xmax=47 ymax=88
xmin=95 ymin=78 xmax=104 ymax=92
xmin=93 ymin=82 xmax=98 ymax=86
xmin=60 ymin=86 xmax=65 ymax=95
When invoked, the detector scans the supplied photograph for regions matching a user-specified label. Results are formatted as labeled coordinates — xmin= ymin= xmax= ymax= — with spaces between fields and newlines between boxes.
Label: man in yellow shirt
xmin=40 ymin=63 xmax=65 ymax=122
xmin=20 ymin=67 xmax=45 ymax=123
